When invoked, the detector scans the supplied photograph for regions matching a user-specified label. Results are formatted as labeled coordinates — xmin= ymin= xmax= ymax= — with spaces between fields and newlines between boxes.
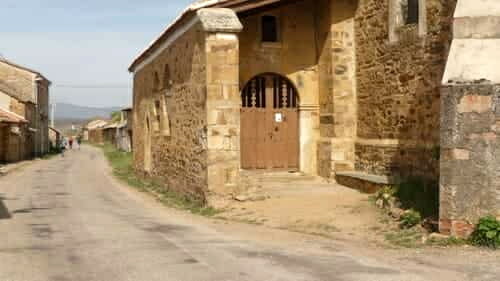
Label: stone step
xmin=240 ymin=170 xmax=324 ymax=188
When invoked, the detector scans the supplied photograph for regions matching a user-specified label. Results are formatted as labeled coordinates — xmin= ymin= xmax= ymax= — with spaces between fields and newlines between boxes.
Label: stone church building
xmin=129 ymin=0 xmax=499 ymax=236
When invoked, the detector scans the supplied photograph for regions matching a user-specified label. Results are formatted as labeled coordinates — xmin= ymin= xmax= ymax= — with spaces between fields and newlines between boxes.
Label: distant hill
xmin=53 ymin=103 xmax=121 ymax=121
xmin=51 ymin=103 xmax=121 ymax=135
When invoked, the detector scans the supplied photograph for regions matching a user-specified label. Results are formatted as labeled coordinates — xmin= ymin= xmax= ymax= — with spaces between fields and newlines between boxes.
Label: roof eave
xmin=0 ymin=59 xmax=51 ymax=85
xmin=128 ymin=0 xmax=251 ymax=72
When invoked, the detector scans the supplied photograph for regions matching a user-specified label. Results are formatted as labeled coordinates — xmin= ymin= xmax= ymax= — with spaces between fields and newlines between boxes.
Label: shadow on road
xmin=0 ymin=194 xmax=12 ymax=220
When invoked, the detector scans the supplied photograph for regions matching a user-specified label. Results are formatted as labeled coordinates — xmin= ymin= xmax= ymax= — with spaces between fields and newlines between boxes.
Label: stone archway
xmin=240 ymin=73 xmax=299 ymax=170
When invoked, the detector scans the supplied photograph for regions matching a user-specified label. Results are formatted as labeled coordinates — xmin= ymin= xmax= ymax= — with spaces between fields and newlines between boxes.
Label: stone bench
xmin=335 ymin=171 xmax=400 ymax=194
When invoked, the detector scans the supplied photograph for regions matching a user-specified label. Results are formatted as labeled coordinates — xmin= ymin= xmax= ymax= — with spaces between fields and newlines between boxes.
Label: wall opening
xmin=144 ymin=115 xmax=152 ymax=172
xmin=161 ymin=95 xmax=171 ymax=136
xmin=153 ymin=72 xmax=160 ymax=92
xmin=405 ymin=0 xmax=419 ymax=25
xmin=163 ymin=64 xmax=172 ymax=90
xmin=261 ymin=15 xmax=278 ymax=42
xmin=389 ymin=0 xmax=427 ymax=42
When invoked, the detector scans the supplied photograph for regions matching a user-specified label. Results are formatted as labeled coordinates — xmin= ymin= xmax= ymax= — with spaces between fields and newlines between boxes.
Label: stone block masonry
xmin=205 ymin=31 xmax=241 ymax=200
xmin=354 ymin=0 xmax=455 ymax=180
xmin=439 ymin=0 xmax=500 ymax=237
xmin=440 ymin=83 xmax=500 ymax=237
xmin=133 ymin=22 xmax=209 ymax=202
xmin=131 ymin=8 xmax=242 ymax=204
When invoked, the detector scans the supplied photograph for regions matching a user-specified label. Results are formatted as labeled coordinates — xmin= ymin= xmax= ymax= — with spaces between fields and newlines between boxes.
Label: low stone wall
xmin=440 ymin=83 xmax=500 ymax=237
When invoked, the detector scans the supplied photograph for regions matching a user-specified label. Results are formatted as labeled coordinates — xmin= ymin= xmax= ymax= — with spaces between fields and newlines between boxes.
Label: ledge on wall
xmin=335 ymin=171 xmax=401 ymax=194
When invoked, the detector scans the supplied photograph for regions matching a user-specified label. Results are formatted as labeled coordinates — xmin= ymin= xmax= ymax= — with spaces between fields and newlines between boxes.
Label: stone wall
xmin=36 ymin=81 xmax=50 ymax=155
xmin=318 ymin=0 xmax=358 ymax=177
xmin=88 ymin=129 xmax=104 ymax=145
xmin=132 ymin=8 xmax=243 ymax=204
xmin=0 ymin=126 xmax=6 ymax=162
xmin=0 ymin=123 xmax=29 ymax=163
xmin=0 ymin=60 xmax=50 ymax=157
xmin=24 ymin=103 xmax=36 ymax=158
xmin=354 ymin=0 xmax=455 ymax=179
xmin=0 ymin=61 xmax=36 ymax=103
xmin=439 ymin=0 xmax=500 ymax=237
xmin=133 ymin=22 xmax=209 ymax=202
xmin=5 ymin=128 xmax=25 ymax=163
xmin=440 ymin=83 xmax=500 ymax=237
xmin=205 ymin=32 xmax=241 ymax=200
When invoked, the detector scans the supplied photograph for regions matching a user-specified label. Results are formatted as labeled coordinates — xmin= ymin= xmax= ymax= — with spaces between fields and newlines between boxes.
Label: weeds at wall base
xmin=98 ymin=143 xmax=221 ymax=217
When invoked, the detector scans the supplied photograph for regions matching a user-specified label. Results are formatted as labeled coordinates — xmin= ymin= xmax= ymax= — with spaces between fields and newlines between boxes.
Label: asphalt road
xmin=0 ymin=145 xmax=498 ymax=281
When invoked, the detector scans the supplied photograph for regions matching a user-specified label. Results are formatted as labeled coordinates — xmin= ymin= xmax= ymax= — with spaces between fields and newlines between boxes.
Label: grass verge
xmin=99 ymin=143 xmax=220 ymax=217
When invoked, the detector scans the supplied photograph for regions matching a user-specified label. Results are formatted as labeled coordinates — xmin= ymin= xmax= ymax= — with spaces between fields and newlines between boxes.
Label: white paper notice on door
xmin=275 ymin=113 xmax=283 ymax=123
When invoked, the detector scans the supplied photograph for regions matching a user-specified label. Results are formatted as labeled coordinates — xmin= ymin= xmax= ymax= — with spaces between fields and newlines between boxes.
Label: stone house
xmin=102 ymin=122 xmax=118 ymax=145
xmin=0 ymin=82 xmax=32 ymax=162
xmin=0 ymin=59 xmax=51 ymax=157
xmin=83 ymin=119 xmax=108 ymax=141
xmin=49 ymin=127 xmax=61 ymax=150
xmin=85 ymin=119 xmax=108 ymax=144
xmin=129 ymin=0 xmax=498 ymax=236
xmin=0 ymin=107 xmax=29 ymax=163
xmin=88 ymin=128 xmax=105 ymax=145
xmin=116 ymin=108 xmax=133 ymax=152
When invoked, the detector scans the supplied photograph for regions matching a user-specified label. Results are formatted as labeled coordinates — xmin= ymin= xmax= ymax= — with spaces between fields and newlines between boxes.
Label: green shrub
xmin=375 ymin=185 xmax=397 ymax=209
xmin=400 ymin=210 xmax=422 ymax=229
xmin=470 ymin=216 xmax=500 ymax=249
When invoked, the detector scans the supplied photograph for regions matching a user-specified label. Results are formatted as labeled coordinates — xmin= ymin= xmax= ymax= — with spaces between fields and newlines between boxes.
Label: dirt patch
xmin=214 ymin=173 xmax=389 ymax=244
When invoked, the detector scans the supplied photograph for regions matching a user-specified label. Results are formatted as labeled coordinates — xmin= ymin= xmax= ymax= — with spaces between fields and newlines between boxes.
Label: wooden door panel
xmin=241 ymin=74 xmax=299 ymax=170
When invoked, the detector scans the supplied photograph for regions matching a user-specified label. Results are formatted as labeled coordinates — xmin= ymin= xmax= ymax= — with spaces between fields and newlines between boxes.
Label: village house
xmin=0 ymin=58 xmax=51 ymax=159
xmin=0 ymin=108 xmax=29 ymax=163
xmin=0 ymin=85 xmax=30 ymax=163
xmin=49 ymin=127 xmax=61 ymax=151
xmin=129 ymin=0 xmax=499 ymax=237
xmin=116 ymin=107 xmax=133 ymax=152
xmin=102 ymin=122 xmax=119 ymax=145
xmin=85 ymin=119 xmax=108 ymax=144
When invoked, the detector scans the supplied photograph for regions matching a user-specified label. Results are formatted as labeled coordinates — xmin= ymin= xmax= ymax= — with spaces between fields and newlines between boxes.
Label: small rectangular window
xmin=406 ymin=0 xmax=419 ymax=25
xmin=262 ymin=16 xmax=278 ymax=42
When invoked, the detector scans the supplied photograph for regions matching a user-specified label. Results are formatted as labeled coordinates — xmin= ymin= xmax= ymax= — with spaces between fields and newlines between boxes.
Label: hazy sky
xmin=0 ymin=0 xmax=194 ymax=107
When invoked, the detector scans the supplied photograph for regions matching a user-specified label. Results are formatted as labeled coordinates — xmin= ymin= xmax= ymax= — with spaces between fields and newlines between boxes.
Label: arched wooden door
xmin=240 ymin=74 xmax=299 ymax=170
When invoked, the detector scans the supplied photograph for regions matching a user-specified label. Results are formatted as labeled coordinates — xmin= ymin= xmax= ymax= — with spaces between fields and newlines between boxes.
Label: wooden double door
xmin=240 ymin=74 xmax=299 ymax=170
